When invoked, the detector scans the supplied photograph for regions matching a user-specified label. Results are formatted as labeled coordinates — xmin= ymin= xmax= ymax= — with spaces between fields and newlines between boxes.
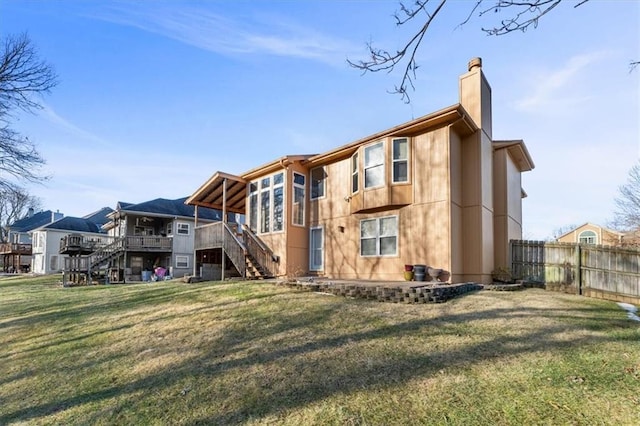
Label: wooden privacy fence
xmin=510 ymin=240 xmax=640 ymax=304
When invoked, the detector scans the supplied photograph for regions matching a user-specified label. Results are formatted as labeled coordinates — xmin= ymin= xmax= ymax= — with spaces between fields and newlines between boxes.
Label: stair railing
xmin=89 ymin=237 xmax=126 ymax=269
xmin=223 ymin=222 xmax=247 ymax=279
xmin=241 ymin=224 xmax=278 ymax=278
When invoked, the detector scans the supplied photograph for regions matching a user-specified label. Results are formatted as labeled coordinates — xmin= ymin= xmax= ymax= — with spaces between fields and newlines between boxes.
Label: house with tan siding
xmin=187 ymin=58 xmax=534 ymax=284
xmin=556 ymin=223 xmax=624 ymax=246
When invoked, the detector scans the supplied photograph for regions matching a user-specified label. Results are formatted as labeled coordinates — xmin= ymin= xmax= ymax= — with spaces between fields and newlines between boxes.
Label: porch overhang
xmin=185 ymin=171 xmax=247 ymax=214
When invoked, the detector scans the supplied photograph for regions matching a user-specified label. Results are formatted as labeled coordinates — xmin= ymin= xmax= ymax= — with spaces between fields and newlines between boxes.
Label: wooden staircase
xmin=195 ymin=222 xmax=278 ymax=280
xmin=89 ymin=237 xmax=126 ymax=270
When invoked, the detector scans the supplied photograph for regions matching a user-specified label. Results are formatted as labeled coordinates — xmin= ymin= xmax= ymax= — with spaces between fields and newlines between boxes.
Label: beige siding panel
xmin=506 ymin=154 xmax=522 ymax=224
xmin=493 ymin=149 xmax=507 ymax=215
xmin=449 ymin=130 xmax=462 ymax=206
xmin=493 ymin=216 xmax=508 ymax=269
xmin=480 ymin=133 xmax=494 ymax=209
xmin=461 ymin=133 xmax=481 ymax=206
xmin=414 ymin=128 xmax=450 ymax=205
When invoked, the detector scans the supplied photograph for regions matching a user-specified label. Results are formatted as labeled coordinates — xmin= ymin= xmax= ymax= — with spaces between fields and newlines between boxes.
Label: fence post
xmin=576 ymin=244 xmax=582 ymax=295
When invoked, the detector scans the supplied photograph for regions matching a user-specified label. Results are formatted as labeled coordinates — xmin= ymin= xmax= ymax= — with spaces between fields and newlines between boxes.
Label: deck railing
xmin=123 ymin=235 xmax=172 ymax=251
xmin=194 ymin=222 xmax=224 ymax=250
xmin=0 ymin=242 xmax=32 ymax=255
xmin=223 ymin=223 xmax=246 ymax=278
xmin=60 ymin=235 xmax=115 ymax=254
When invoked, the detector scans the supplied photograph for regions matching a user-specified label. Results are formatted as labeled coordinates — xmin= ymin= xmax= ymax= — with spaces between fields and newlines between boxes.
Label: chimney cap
xmin=468 ymin=57 xmax=482 ymax=71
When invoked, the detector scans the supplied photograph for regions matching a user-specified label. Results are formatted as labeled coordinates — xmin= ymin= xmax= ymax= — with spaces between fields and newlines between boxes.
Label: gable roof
xmin=7 ymin=210 xmax=62 ymax=233
xmin=82 ymin=207 xmax=114 ymax=226
xmin=111 ymin=197 xmax=222 ymax=221
xmin=41 ymin=216 xmax=104 ymax=234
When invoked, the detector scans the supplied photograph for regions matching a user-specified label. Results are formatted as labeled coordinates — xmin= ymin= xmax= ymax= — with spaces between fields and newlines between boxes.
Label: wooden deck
xmin=0 ymin=243 xmax=32 ymax=255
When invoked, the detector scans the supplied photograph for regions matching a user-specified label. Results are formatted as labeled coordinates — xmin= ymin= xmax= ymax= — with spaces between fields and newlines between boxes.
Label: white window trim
xmin=310 ymin=166 xmax=326 ymax=200
xmin=392 ymin=137 xmax=410 ymax=184
xmin=292 ymin=172 xmax=306 ymax=227
xmin=360 ymin=215 xmax=399 ymax=257
xmin=309 ymin=226 xmax=324 ymax=271
xmin=273 ymin=173 xmax=285 ymax=233
xmin=351 ymin=152 xmax=359 ymax=194
xmin=177 ymin=222 xmax=190 ymax=235
xmin=260 ymin=176 xmax=271 ymax=234
xmin=363 ymin=140 xmax=385 ymax=189
xmin=176 ymin=255 xmax=189 ymax=269
xmin=249 ymin=181 xmax=259 ymax=233
xmin=249 ymin=173 xmax=285 ymax=235
xmin=578 ymin=230 xmax=597 ymax=245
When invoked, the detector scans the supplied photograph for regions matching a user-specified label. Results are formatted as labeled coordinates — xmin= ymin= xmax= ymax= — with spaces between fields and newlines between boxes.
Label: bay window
xmin=392 ymin=138 xmax=409 ymax=183
xmin=311 ymin=167 xmax=326 ymax=199
xmin=364 ymin=141 xmax=384 ymax=188
xmin=351 ymin=152 xmax=359 ymax=193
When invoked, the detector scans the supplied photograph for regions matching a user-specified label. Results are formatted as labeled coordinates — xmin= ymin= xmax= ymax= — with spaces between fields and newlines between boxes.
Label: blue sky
xmin=1 ymin=0 xmax=638 ymax=239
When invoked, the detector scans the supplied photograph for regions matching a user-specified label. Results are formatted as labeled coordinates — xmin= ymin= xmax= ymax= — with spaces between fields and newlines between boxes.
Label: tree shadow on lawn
xmin=0 ymin=280 xmax=278 ymax=331
xmin=2 ymin=292 xmax=636 ymax=425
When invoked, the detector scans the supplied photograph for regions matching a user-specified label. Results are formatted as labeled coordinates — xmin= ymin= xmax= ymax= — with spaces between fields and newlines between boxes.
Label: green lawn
xmin=1 ymin=274 xmax=639 ymax=425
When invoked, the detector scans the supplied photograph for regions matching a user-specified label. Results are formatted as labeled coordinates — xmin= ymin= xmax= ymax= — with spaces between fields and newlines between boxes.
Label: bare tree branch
xmin=347 ymin=0 xmax=448 ymax=103
xmin=0 ymin=186 xmax=41 ymax=242
xmin=0 ymin=32 xmax=56 ymax=190
xmin=612 ymin=162 xmax=640 ymax=231
xmin=0 ymin=32 xmax=57 ymax=117
xmin=348 ymin=0 xmax=606 ymax=102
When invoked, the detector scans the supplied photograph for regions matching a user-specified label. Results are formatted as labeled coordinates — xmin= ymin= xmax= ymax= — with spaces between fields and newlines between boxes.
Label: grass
xmin=1 ymin=274 xmax=639 ymax=425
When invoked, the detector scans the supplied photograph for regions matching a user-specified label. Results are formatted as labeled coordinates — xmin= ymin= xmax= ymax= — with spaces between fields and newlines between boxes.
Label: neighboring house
xmin=186 ymin=58 xmax=534 ymax=284
xmin=556 ymin=223 xmax=624 ymax=246
xmin=1 ymin=209 xmax=63 ymax=272
xmin=31 ymin=212 xmax=112 ymax=274
xmin=63 ymin=197 xmax=224 ymax=283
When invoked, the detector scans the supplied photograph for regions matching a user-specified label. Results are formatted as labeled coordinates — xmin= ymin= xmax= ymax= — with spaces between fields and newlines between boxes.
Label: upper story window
xmin=360 ymin=215 xmax=398 ymax=256
xmin=33 ymin=232 xmax=44 ymax=249
xmin=364 ymin=141 xmax=384 ymax=189
xmin=249 ymin=181 xmax=258 ymax=233
xmin=273 ymin=173 xmax=284 ymax=232
xmin=579 ymin=230 xmax=597 ymax=245
xmin=249 ymin=173 xmax=284 ymax=234
xmin=310 ymin=167 xmax=326 ymax=200
xmin=292 ymin=172 xmax=305 ymax=226
xmin=351 ymin=152 xmax=359 ymax=194
xmin=177 ymin=223 xmax=190 ymax=235
xmin=166 ymin=222 xmax=173 ymax=236
xmin=392 ymin=138 xmax=409 ymax=183
xmin=260 ymin=177 xmax=271 ymax=233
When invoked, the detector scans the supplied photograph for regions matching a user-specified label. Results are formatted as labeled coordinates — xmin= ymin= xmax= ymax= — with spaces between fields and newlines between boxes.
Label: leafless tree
xmin=0 ymin=32 xmax=57 ymax=190
xmin=612 ymin=162 xmax=640 ymax=232
xmin=0 ymin=186 xmax=41 ymax=242
xmin=550 ymin=223 xmax=579 ymax=241
xmin=348 ymin=0 xmax=603 ymax=102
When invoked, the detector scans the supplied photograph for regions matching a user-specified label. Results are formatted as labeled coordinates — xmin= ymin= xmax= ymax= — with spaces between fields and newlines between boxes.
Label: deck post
xmin=193 ymin=205 xmax=199 ymax=278
xmin=221 ymin=178 xmax=227 ymax=281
